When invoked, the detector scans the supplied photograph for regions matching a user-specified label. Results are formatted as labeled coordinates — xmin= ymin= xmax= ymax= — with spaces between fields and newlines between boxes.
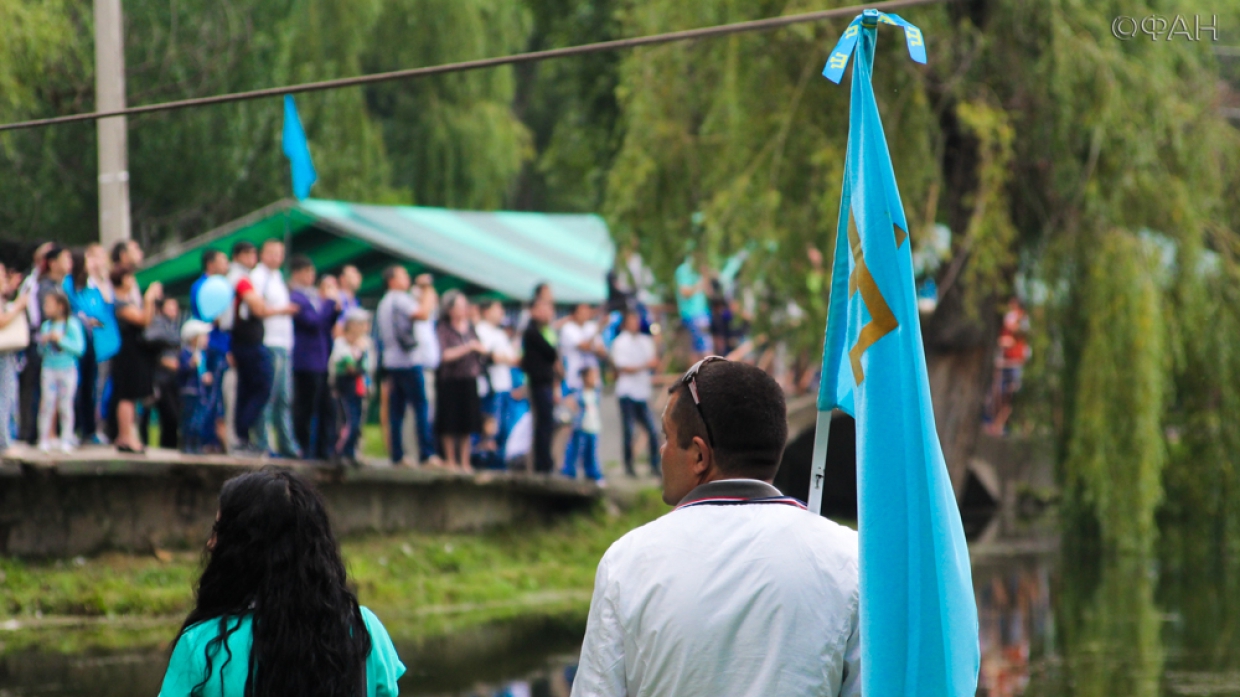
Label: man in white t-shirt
xmin=559 ymin=303 xmax=605 ymax=395
xmin=475 ymin=300 xmax=518 ymax=454
xmin=249 ymin=239 xmax=300 ymax=458
xmin=610 ymin=310 xmax=661 ymax=477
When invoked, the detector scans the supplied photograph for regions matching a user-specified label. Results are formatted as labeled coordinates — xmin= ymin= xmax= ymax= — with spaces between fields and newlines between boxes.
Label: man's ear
xmin=690 ymin=436 xmax=712 ymax=478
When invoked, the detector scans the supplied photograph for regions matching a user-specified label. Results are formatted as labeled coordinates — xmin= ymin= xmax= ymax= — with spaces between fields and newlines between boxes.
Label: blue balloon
xmin=196 ymin=276 xmax=234 ymax=321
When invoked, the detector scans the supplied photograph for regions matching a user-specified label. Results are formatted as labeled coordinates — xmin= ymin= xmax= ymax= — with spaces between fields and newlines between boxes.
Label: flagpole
xmin=807 ymin=410 xmax=832 ymax=515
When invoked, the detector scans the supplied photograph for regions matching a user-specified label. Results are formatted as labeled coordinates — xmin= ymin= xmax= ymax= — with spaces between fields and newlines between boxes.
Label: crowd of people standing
xmin=0 ymin=237 xmax=669 ymax=484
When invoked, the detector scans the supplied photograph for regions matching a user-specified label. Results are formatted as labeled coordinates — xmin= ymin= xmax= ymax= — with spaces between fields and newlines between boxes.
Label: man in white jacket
xmin=572 ymin=358 xmax=860 ymax=697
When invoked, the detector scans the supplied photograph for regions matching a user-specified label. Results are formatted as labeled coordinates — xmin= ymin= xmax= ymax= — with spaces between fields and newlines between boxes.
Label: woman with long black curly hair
xmin=158 ymin=468 xmax=405 ymax=696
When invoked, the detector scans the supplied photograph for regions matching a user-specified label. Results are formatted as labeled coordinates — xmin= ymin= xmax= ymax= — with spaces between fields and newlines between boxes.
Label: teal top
xmin=38 ymin=318 xmax=85 ymax=370
xmin=158 ymin=606 xmax=405 ymax=697
xmin=674 ymin=261 xmax=709 ymax=321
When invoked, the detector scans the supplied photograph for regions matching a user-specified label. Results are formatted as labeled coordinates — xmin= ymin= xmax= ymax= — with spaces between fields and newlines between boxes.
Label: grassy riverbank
xmin=0 ymin=488 xmax=666 ymax=654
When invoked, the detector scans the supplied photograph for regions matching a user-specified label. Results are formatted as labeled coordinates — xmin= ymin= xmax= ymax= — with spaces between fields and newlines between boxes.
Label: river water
xmin=1 ymin=520 xmax=1237 ymax=696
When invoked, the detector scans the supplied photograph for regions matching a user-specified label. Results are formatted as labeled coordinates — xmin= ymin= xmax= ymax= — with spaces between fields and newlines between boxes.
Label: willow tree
xmin=512 ymin=0 xmax=623 ymax=213
xmin=364 ymin=0 xmax=532 ymax=209
xmin=0 ymin=0 xmax=97 ymax=243
xmin=987 ymin=1 xmax=1240 ymax=555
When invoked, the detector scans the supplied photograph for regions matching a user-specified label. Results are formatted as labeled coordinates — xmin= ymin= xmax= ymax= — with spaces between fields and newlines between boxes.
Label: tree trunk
xmin=926 ymin=342 xmax=993 ymax=495
xmin=923 ymin=70 xmax=1003 ymax=496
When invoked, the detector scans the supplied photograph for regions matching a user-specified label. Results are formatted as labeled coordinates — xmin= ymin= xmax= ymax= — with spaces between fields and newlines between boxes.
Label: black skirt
xmin=112 ymin=321 xmax=154 ymax=401
xmin=435 ymin=377 xmax=482 ymax=436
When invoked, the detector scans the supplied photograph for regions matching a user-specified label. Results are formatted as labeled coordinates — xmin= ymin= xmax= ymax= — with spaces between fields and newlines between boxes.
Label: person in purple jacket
xmin=288 ymin=255 xmax=342 ymax=460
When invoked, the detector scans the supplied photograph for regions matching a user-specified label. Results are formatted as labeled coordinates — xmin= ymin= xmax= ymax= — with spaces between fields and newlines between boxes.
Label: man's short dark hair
xmin=382 ymin=265 xmax=405 ymax=287
xmin=231 ymin=241 xmax=256 ymax=258
xmin=201 ymin=249 xmax=224 ymax=271
xmin=261 ymin=238 xmax=283 ymax=250
xmin=668 ymin=361 xmax=788 ymax=479
xmin=288 ymin=255 xmax=314 ymax=274
xmin=532 ymin=282 xmax=548 ymax=302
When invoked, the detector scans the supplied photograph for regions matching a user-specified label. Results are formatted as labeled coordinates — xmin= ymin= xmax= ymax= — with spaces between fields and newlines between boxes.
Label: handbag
xmin=0 ymin=302 xmax=31 ymax=352
xmin=143 ymin=314 xmax=181 ymax=350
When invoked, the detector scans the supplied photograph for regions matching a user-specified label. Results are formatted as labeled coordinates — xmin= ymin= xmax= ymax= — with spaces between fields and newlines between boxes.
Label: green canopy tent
xmin=137 ymin=199 xmax=615 ymax=303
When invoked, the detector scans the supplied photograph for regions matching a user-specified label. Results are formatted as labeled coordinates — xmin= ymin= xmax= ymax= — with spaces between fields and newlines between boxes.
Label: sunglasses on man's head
xmin=679 ymin=355 xmax=727 ymax=447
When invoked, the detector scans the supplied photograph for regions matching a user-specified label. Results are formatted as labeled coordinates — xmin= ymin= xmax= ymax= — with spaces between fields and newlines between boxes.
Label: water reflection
xmin=975 ymin=555 xmax=1052 ymax=697
xmin=974 ymin=530 xmax=1240 ymax=697
xmin=0 ymin=613 xmax=586 ymax=697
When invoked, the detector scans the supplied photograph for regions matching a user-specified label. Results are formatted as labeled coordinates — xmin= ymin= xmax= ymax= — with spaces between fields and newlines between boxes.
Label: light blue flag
xmin=282 ymin=95 xmax=317 ymax=200
xmin=810 ymin=10 xmax=979 ymax=697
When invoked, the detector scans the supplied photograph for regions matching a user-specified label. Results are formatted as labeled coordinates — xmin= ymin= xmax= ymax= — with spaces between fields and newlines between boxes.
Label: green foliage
xmin=364 ymin=0 xmax=532 ymax=209
xmin=1160 ymin=238 xmax=1240 ymax=568
xmin=1060 ymin=231 xmax=1167 ymax=556
xmin=898 ymin=0 xmax=1240 ymax=553
xmin=1045 ymin=554 xmax=1164 ymax=697
xmin=951 ymin=99 xmax=1016 ymax=312
xmin=513 ymin=0 xmax=622 ymax=212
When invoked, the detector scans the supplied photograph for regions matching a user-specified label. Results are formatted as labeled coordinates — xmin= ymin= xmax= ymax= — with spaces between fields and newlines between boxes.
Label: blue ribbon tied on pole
xmin=822 ymin=9 xmax=926 ymax=84
xmin=282 ymin=94 xmax=318 ymax=201
xmin=809 ymin=9 xmax=980 ymax=697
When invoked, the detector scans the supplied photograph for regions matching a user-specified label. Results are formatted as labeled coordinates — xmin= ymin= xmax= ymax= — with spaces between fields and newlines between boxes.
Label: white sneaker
xmin=60 ymin=441 xmax=75 ymax=454
xmin=38 ymin=441 xmax=54 ymax=453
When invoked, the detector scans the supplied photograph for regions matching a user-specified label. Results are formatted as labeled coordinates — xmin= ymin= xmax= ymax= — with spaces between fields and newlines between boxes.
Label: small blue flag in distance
xmin=282 ymin=94 xmax=317 ymax=200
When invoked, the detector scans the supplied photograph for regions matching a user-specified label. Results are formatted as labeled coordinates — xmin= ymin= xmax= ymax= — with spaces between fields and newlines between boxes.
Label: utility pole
xmin=95 ymin=0 xmax=131 ymax=248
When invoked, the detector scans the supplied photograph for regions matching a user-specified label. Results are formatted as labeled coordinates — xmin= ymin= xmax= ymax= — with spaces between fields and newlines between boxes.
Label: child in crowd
xmin=561 ymin=365 xmax=604 ymax=483
xmin=178 ymin=320 xmax=214 ymax=454
xmin=330 ymin=308 xmax=375 ymax=464
xmin=38 ymin=291 xmax=85 ymax=453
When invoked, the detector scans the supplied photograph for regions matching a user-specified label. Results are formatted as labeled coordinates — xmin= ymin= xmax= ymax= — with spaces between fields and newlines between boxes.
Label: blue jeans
xmin=0 ymin=351 xmax=18 ymax=450
xmin=257 ymin=346 xmax=299 ymax=456
xmin=483 ymin=390 xmax=517 ymax=459
xmin=201 ymin=346 xmax=229 ymax=447
xmin=337 ymin=391 xmax=363 ymax=458
xmin=232 ymin=344 xmax=273 ymax=446
xmin=684 ymin=315 xmax=711 ymax=354
xmin=561 ymin=430 xmax=602 ymax=482
xmin=388 ymin=367 xmax=435 ymax=463
xmin=182 ymin=392 xmax=211 ymax=453
xmin=619 ymin=397 xmax=661 ymax=475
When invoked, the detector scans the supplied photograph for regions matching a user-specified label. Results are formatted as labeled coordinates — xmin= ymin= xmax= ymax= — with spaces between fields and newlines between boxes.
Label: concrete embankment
xmin=0 ymin=450 xmax=600 ymax=558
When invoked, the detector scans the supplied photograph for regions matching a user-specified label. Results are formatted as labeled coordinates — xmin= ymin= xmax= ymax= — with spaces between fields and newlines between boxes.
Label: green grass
xmin=0 ymin=489 xmax=667 ymax=654
xmin=361 ymin=424 xmax=386 ymax=459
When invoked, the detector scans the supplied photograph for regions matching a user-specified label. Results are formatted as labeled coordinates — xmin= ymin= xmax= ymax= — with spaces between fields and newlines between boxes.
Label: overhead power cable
xmin=0 ymin=0 xmax=947 ymax=133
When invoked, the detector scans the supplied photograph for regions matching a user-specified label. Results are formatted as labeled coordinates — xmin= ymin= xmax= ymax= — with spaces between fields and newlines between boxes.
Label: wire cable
xmin=0 ymin=0 xmax=946 ymax=133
